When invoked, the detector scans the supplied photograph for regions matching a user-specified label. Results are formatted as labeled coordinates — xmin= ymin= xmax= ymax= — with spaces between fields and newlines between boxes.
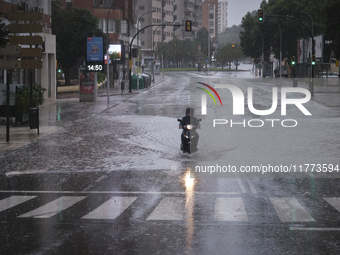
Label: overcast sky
xmin=227 ymin=0 xmax=264 ymax=27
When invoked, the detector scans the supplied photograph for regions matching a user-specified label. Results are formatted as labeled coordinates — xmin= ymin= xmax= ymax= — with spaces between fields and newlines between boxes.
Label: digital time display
xmin=86 ymin=64 xmax=103 ymax=72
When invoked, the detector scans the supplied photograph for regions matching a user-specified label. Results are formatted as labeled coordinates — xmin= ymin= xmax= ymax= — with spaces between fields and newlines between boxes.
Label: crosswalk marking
xmin=0 ymin=196 xmax=36 ymax=212
xmin=18 ymin=196 xmax=86 ymax=218
xmin=270 ymin=197 xmax=315 ymax=222
xmin=147 ymin=197 xmax=185 ymax=220
xmin=81 ymin=197 xmax=137 ymax=220
xmin=214 ymin=197 xmax=248 ymax=221
xmin=323 ymin=197 xmax=340 ymax=212
xmin=4 ymin=194 xmax=340 ymax=223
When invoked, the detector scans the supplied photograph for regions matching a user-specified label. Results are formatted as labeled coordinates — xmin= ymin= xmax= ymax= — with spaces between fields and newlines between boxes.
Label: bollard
xmin=121 ymin=80 xmax=125 ymax=93
xmin=29 ymin=107 xmax=39 ymax=135
xmin=293 ymin=79 xmax=298 ymax=87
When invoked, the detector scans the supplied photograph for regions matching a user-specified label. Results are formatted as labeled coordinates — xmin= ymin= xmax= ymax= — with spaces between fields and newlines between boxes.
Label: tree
xmin=239 ymin=0 xmax=327 ymax=63
xmin=52 ymin=1 xmax=104 ymax=85
xmin=324 ymin=0 xmax=340 ymax=59
xmin=0 ymin=19 xmax=9 ymax=49
xmin=218 ymin=25 xmax=242 ymax=48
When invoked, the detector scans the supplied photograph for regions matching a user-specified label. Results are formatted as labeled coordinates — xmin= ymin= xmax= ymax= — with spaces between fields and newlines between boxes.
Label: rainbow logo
xmin=196 ymin=82 xmax=223 ymax=106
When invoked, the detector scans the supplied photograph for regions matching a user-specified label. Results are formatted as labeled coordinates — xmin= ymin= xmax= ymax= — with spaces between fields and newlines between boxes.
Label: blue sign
xmin=87 ymin=37 xmax=104 ymax=62
xmin=206 ymin=60 xmax=209 ymax=63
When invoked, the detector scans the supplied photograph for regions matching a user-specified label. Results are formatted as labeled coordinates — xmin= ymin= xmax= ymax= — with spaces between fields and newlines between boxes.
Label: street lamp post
xmin=136 ymin=11 xmax=155 ymax=90
xmin=106 ymin=0 xmax=117 ymax=104
xmin=301 ymin=11 xmax=314 ymax=96
xmin=273 ymin=20 xmax=282 ymax=84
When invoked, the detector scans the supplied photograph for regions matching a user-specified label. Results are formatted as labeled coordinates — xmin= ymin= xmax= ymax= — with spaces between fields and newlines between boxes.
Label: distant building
xmin=218 ymin=1 xmax=227 ymax=34
xmin=173 ymin=0 xmax=202 ymax=41
xmin=0 ymin=0 xmax=56 ymax=100
xmin=202 ymin=0 xmax=218 ymax=44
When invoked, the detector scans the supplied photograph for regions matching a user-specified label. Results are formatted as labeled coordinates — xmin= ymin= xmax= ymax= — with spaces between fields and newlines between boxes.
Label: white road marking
xmin=246 ymin=178 xmax=257 ymax=194
xmin=270 ymin=197 xmax=315 ymax=222
xmin=82 ymin=196 xmax=137 ymax=220
xmin=95 ymin=175 xmax=107 ymax=183
xmin=236 ymin=178 xmax=247 ymax=193
xmin=214 ymin=197 xmax=248 ymax=221
xmin=290 ymin=227 xmax=340 ymax=231
xmin=147 ymin=197 xmax=185 ymax=220
xmin=0 ymin=196 xmax=36 ymax=212
xmin=18 ymin=196 xmax=86 ymax=218
xmin=323 ymin=197 xmax=340 ymax=212
xmin=0 ymin=190 xmax=241 ymax=195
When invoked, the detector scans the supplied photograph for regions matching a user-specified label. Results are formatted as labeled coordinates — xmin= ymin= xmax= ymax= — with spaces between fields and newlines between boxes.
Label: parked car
xmin=274 ymin=65 xmax=288 ymax=78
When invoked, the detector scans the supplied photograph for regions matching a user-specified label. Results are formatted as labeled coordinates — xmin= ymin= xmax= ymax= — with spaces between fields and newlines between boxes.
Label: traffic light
xmin=311 ymin=55 xmax=316 ymax=65
xmin=174 ymin=42 xmax=177 ymax=48
xmin=257 ymin=9 xmax=264 ymax=23
xmin=185 ymin=20 xmax=192 ymax=31
xmin=291 ymin=56 xmax=296 ymax=66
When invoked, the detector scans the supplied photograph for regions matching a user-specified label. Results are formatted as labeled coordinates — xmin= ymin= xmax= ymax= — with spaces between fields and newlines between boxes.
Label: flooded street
xmin=1 ymin=70 xmax=340 ymax=254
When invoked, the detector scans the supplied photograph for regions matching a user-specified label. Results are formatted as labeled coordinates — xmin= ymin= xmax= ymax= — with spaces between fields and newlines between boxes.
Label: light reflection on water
xmin=184 ymin=169 xmax=195 ymax=252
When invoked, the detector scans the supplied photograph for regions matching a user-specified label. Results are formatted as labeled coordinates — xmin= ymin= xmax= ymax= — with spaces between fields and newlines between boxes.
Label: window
xmin=139 ymin=6 xmax=145 ymax=11
xmin=209 ymin=13 xmax=214 ymax=19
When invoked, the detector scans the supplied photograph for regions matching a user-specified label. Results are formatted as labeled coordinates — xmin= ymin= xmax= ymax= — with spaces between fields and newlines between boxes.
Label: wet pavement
xmin=0 ymin=69 xmax=340 ymax=254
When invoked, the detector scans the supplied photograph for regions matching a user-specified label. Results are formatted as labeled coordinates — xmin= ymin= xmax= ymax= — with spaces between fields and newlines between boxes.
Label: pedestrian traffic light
xmin=291 ymin=56 xmax=296 ymax=66
xmin=257 ymin=9 xmax=264 ymax=23
xmin=311 ymin=55 xmax=316 ymax=65
xmin=185 ymin=20 xmax=192 ymax=31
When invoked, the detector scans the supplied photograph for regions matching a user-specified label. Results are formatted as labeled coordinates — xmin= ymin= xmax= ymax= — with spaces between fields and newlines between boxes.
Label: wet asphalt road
xmin=1 ymin=69 xmax=340 ymax=254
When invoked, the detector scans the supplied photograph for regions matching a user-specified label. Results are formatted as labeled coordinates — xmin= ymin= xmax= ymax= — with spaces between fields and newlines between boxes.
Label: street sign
xmin=21 ymin=48 xmax=43 ymax=57
xmin=9 ymin=36 xmax=43 ymax=45
xmin=0 ymin=45 xmax=21 ymax=57
xmin=8 ymin=24 xmax=43 ymax=33
xmin=0 ymin=59 xmax=21 ymax=69
xmin=6 ymin=11 xmax=43 ymax=21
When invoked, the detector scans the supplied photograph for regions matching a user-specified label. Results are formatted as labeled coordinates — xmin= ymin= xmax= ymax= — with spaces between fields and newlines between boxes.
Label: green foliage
xmin=216 ymin=43 xmax=244 ymax=69
xmin=0 ymin=19 xmax=9 ymax=49
xmin=218 ymin=25 xmax=242 ymax=48
xmin=97 ymin=72 xmax=106 ymax=84
xmin=52 ymin=1 xmax=104 ymax=85
xmin=239 ymin=0 xmax=330 ymax=61
xmin=15 ymin=84 xmax=47 ymax=114
xmin=324 ymin=0 xmax=340 ymax=59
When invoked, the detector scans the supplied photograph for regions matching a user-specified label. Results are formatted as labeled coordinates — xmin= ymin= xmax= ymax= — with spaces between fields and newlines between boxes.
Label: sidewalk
xmin=0 ymin=74 xmax=167 ymax=157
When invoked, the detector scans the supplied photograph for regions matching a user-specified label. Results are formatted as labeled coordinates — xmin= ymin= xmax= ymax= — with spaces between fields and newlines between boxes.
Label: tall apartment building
xmin=218 ymin=0 xmax=227 ymax=34
xmin=0 ymin=0 xmax=56 ymax=100
xmin=173 ymin=0 xmax=202 ymax=41
xmin=135 ymin=0 xmax=202 ymax=67
xmin=202 ymin=0 xmax=218 ymax=44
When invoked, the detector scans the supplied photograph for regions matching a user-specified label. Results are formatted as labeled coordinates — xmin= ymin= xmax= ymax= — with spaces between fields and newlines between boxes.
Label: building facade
xmin=58 ymin=0 xmax=137 ymax=47
xmin=202 ymin=0 xmax=218 ymax=44
xmin=173 ymin=0 xmax=202 ymax=41
xmin=0 ymin=0 xmax=56 ymax=101
xmin=218 ymin=0 xmax=227 ymax=34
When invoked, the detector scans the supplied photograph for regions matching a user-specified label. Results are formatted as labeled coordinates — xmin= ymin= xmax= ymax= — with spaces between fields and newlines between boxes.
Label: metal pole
xmin=6 ymin=70 xmax=11 ymax=142
xmin=273 ymin=20 xmax=282 ymax=84
xmin=208 ymin=5 xmax=211 ymax=73
xmin=134 ymin=11 xmax=155 ymax=91
xmin=106 ymin=0 xmax=117 ymax=104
